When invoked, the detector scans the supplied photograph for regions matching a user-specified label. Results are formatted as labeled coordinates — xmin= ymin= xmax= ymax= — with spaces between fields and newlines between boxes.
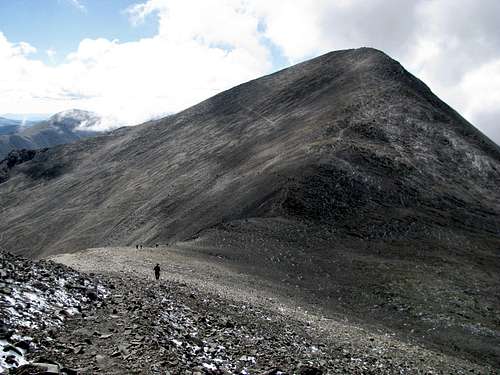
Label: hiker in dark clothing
xmin=154 ymin=263 xmax=161 ymax=280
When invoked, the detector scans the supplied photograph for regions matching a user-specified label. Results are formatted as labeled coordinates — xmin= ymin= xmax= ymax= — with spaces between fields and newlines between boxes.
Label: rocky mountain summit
xmin=0 ymin=110 xmax=104 ymax=160
xmin=0 ymin=48 xmax=497 ymax=259
xmin=0 ymin=48 xmax=499 ymax=369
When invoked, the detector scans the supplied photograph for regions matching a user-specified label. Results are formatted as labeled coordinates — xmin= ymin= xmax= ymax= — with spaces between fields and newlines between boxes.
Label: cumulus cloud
xmin=454 ymin=59 xmax=500 ymax=140
xmin=46 ymin=48 xmax=56 ymax=58
xmin=251 ymin=0 xmax=500 ymax=144
xmin=67 ymin=0 xmax=86 ymax=13
xmin=0 ymin=8 xmax=271 ymax=130
xmin=254 ymin=0 xmax=421 ymax=62
xmin=0 ymin=0 xmax=498 ymax=143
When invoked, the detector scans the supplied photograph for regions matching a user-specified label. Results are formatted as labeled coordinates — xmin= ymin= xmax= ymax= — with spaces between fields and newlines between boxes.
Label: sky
xmin=0 ymin=0 xmax=499 ymax=144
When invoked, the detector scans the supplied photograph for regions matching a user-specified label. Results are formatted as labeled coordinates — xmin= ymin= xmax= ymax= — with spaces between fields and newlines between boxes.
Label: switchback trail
xmin=38 ymin=246 xmax=492 ymax=374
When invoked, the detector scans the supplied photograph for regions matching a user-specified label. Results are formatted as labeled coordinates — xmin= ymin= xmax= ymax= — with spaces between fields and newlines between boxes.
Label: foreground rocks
xmin=19 ymin=274 xmax=335 ymax=374
xmin=7 ymin=275 xmax=492 ymax=374
xmin=1 ymin=250 xmax=495 ymax=374
xmin=0 ymin=250 xmax=106 ymax=372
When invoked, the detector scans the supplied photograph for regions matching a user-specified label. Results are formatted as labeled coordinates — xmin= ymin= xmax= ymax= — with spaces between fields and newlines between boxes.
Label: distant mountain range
xmin=0 ymin=117 xmax=37 ymax=136
xmin=0 ymin=109 xmax=103 ymax=159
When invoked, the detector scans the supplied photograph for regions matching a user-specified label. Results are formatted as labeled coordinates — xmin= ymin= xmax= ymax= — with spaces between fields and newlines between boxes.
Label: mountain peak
xmin=0 ymin=49 xmax=499 ymax=367
xmin=49 ymin=109 xmax=98 ymax=122
xmin=0 ymin=109 xmax=103 ymax=160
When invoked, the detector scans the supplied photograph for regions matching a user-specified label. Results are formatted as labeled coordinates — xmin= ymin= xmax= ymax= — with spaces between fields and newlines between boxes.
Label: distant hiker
xmin=140 ymin=244 xmax=143 ymax=250
xmin=155 ymin=244 xmax=159 ymax=248
xmin=135 ymin=244 xmax=139 ymax=250
xmin=154 ymin=264 xmax=161 ymax=280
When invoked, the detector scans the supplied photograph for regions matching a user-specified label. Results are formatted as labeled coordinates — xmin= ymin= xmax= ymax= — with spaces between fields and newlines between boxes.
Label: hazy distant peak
xmin=0 ymin=109 xmax=106 ymax=159
xmin=49 ymin=109 xmax=99 ymax=122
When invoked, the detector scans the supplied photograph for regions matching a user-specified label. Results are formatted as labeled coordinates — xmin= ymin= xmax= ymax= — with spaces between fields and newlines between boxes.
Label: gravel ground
xmin=0 ymin=250 xmax=107 ymax=374
xmin=39 ymin=246 xmax=496 ymax=374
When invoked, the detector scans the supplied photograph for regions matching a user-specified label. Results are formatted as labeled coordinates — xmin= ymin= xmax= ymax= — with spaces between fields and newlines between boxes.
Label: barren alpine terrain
xmin=2 ymin=246 xmax=494 ymax=374
xmin=0 ymin=48 xmax=499 ymax=372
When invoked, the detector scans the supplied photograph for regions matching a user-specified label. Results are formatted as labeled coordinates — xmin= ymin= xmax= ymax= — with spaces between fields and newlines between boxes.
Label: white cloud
xmin=67 ymin=0 xmax=86 ymax=13
xmin=46 ymin=48 xmax=56 ymax=59
xmin=0 ymin=34 xmax=37 ymax=58
xmin=0 ymin=0 xmax=499 ymax=143
xmin=0 ymin=0 xmax=272 ymax=129
xmin=255 ymin=0 xmax=500 ymax=144
xmin=456 ymin=60 xmax=500 ymax=140
xmin=254 ymin=0 xmax=421 ymax=62
xmin=126 ymin=0 xmax=168 ymax=26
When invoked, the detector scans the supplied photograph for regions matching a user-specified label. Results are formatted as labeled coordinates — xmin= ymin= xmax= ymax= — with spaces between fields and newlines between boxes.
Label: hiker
xmin=135 ymin=244 xmax=139 ymax=250
xmin=154 ymin=263 xmax=161 ymax=280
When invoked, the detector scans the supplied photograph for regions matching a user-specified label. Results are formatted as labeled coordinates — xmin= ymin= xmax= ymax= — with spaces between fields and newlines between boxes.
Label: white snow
xmin=172 ymin=339 xmax=183 ymax=347
xmin=0 ymin=339 xmax=28 ymax=373
xmin=2 ymin=283 xmax=81 ymax=329
xmin=202 ymin=362 xmax=217 ymax=371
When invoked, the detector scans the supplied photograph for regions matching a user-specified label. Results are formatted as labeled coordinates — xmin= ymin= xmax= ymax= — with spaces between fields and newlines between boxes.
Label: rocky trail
xmin=1 ymin=247 xmax=496 ymax=374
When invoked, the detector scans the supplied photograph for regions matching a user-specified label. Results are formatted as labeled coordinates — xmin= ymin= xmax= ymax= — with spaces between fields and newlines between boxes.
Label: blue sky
xmin=0 ymin=0 xmax=156 ymax=64
xmin=0 ymin=0 xmax=499 ymax=144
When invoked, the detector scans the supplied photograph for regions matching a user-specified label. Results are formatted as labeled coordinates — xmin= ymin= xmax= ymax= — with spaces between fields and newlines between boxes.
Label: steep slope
xmin=0 ymin=48 xmax=499 ymax=366
xmin=0 ymin=109 xmax=101 ymax=159
xmin=1 ymin=48 xmax=497 ymax=255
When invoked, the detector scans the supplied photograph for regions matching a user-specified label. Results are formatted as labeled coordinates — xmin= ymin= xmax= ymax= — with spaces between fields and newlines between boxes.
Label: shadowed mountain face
xmin=0 ymin=48 xmax=499 ymax=365
xmin=0 ymin=109 xmax=101 ymax=159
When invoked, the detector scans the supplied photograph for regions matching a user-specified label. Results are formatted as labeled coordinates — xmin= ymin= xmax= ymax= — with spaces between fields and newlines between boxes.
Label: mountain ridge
xmin=0 ymin=47 xmax=499 ymax=366
xmin=1 ymin=47 xmax=498 ymax=253
xmin=0 ymin=109 xmax=103 ymax=160
xmin=0 ymin=117 xmax=36 ymax=136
